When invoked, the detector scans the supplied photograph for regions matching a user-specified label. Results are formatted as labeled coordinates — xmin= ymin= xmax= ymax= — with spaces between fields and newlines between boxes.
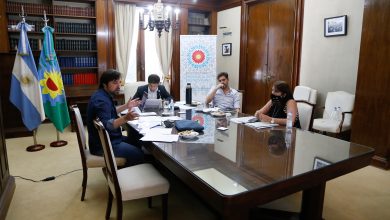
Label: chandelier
xmin=139 ymin=0 xmax=180 ymax=37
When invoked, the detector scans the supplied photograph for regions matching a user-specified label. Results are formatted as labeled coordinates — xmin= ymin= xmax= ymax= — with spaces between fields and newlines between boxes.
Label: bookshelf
xmin=188 ymin=10 xmax=211 ymax=35
xmin=1 ymin=0 xmax=106 ymax=135
xmin=5 ymin=0 xmax=98 ymax=87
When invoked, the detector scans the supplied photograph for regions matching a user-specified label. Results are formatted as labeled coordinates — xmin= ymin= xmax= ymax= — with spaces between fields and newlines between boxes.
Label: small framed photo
xmin=222 ymin=43 xmax=232 ymax=56
xmin=313 ymin=157 xmax=331 ymax=169
xmin=324 ymin=15 xmax=347 ymax=37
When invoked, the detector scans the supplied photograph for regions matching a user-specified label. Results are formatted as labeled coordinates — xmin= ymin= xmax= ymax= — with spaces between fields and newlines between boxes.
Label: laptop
xmin=142 ymin=99 xmax=161 ymax=112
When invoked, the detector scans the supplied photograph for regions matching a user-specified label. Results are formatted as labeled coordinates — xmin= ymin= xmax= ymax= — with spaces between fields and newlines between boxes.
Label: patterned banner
xmin=180 ymin=35 xmax=217 ymax=102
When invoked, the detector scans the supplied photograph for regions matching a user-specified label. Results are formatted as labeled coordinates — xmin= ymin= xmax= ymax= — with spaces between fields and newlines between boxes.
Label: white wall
xmin=299 ymin=0 xmax=364 ymax=114
xmin=216 ymin=6 xmax=241 ymax=90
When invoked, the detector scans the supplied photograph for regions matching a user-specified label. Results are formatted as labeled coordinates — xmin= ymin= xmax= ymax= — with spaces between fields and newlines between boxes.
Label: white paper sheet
xmin=230 ymin=116 xmax=257 ymax=124
xmin=140 ymin=134 xmax=179 ymax=142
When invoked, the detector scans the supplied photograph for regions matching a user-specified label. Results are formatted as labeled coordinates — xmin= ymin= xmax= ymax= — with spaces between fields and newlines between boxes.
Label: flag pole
xmin=41 ymin=10 xmax=68 ymax=148
xmin=26 ymin=128 xmax=45 ymax=152
xmin=50 ymin=130 xmax=68 ymax=147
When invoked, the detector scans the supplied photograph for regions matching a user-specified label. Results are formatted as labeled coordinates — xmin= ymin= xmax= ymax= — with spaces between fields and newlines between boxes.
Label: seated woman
xmin=254 ymin=81 xmax=301 ymax=128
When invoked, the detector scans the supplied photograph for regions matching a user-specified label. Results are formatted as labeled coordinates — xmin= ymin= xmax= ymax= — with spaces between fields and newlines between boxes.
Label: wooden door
xmin=268 ymin=0 xmax=296 ymax=84
xmin=243 ymin=0 xmax=297 ymax=114
xmin=245 ymin=2 xmax=271 ymax=114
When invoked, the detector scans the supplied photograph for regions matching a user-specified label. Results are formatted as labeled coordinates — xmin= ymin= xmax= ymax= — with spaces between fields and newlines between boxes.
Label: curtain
xmin=115 ymin=3 xmax=137 ymax=84
xmin=155 ymin=13 xmax=173 ymax=92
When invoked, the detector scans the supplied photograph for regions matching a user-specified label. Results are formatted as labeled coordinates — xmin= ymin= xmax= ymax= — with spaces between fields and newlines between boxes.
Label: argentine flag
xmin=9 ymin=22 xmax=45 ymax=131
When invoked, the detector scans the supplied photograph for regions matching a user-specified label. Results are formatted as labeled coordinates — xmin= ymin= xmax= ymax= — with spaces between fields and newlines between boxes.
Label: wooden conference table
xmin=132 ymin=110 xmax=374 ymax=220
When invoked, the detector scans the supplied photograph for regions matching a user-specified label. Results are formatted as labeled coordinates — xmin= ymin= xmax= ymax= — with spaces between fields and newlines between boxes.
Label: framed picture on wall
xmin=313 ymin=157 xmax=331 ymax=169
xmin=324 ymin=15 xmax=347 ymax=37
xmin=222 ymin=43 xmax=232 ymax=56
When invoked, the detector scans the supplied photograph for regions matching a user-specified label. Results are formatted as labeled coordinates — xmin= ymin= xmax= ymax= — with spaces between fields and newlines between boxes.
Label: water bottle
xmin=170 ymin=99 xmax=174 ymax=115
xmin=185 ymin=83 xmax=192 ymax=105
xmin=286 ymin=112 xmax=293 ymax=129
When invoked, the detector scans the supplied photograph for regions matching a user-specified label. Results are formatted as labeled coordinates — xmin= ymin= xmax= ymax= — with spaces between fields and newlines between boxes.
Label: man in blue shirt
xmin=87 ymin=69 xmax=143 ymax=167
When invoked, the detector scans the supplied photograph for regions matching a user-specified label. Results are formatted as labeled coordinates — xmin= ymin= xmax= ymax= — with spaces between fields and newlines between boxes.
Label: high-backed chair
xmin=312 ymin=91 xmax=355 ymax=135
xmin=124 ymin=81 xmax=146 ymax=101
xmin=93 ymin=119 xmax=169 ymax=220
xmin=70 ymin=105 xmax=126 ymax=201
xmin=293 ymin=86 xmax=317 ymax=130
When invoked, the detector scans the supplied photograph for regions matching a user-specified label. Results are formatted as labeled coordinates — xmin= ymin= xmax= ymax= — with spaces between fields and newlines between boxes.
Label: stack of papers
xmin=246 ymin=122 xmax=278 ymax=129
xmin=230 ymin=116 xmax=257 ymax=124
xmin=121 ymin=109 xmax=157 ymax=116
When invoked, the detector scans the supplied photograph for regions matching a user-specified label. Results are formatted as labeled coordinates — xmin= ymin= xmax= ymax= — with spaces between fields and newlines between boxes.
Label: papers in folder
xmin=229 ymin=116 xmax=278 ymax=128
xmin=230 ymin=116 xmax=257 ymax=124
xmin=246 ymin=122 xmax=278 ymax=129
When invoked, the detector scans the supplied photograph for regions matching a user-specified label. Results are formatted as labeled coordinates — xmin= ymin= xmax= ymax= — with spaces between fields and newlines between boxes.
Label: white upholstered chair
xmin=312 ymin=91 xmax=355 ymax=134
xmin=93 ymin=119 xmax=169 ymax=220
xmin=293 ymin=86 xmax=317 ymax=131
xmin=70 ymin=105 xmax=126 ymax=201
xmin=123 ymin=81 xmax=146 ymax=101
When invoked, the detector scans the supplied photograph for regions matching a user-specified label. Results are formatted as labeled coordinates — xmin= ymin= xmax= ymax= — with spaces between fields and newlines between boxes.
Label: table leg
xmin=300 ymin=182 xmax=326 ymax=220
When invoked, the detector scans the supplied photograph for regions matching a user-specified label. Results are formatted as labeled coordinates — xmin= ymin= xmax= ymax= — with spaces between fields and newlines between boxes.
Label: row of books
xmin=8 ymin=19 xmax=53 ymax=32
xmin=56 ymin=22 xmax=96 ymax=34
xmin=55 ymin=39 xmax=96 ymax=51
xmin=63 ymin=73 xmax=97 ymax=86
xmin=6 ymin=2 xmax=95 ymax=17
xmin=10 ymin=38 xmax=41 ymax=51
xmin=58 ymin=56 xmax=97 ymax=68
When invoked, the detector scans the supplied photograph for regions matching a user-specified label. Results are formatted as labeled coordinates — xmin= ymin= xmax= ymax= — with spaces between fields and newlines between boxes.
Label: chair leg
xmin=162 ymin=194 xmax=168 ymax=220
xmin=81 ymin=167 xmax=88 ymax=201
xmin=116 ymin=198 xmax=123 ymax=220
xmin=105 ymin=189 xmax=113 ymax=220
xmin=148 ymin=197 xmax=152 ymax=208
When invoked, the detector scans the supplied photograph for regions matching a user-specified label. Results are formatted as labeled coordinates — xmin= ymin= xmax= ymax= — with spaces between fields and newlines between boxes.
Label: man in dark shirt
xmin=132 ymin=74 xmax=172 ymax=101
xmin=87 ymin=69 xmax=143 ymax=167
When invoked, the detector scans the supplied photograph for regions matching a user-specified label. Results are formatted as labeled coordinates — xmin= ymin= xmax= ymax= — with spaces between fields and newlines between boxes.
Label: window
xmin=144 ymin=25 xmax=163 ymax=82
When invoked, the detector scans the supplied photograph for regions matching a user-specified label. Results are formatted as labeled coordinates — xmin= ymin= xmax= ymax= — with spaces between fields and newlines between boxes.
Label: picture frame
xmin=324 ymin=15 xmax=347 ymax=37
xmin=313 ymin=157 xmax=331 ymax=169
xmin=222 ymin=43 xmax=232 ymax=56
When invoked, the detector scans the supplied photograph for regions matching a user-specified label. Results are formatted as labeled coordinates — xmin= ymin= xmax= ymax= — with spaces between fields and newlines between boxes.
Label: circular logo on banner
xmin=192 ymin=50 xmax=205 ymax=64
xmin=187 ymin=45 xmax=210 ymax=69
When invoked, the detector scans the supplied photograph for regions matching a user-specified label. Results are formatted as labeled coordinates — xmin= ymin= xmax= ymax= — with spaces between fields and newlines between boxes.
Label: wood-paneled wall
xmin=351 ymin=0 xmax=390 ymax=169
xmin=0 ymin=95 xmax=15 ymax=219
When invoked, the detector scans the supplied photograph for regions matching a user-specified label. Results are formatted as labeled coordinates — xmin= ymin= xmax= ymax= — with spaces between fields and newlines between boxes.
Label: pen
xmin=150 ymin=124 xmax=161 ymax=129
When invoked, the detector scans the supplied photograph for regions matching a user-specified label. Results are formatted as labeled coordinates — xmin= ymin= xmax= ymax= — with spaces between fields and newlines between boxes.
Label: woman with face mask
xmin=254 ymin=81 xmax=301 ymax=128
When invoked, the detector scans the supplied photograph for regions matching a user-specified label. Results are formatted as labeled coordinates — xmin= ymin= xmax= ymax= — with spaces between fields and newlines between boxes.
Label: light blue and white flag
xmin=9 ymin=22 xmax=45 ymax=131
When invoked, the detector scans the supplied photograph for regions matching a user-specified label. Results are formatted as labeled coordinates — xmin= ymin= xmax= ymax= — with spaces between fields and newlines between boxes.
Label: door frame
xmin=239 ymin=0 xmax=304 ymax=112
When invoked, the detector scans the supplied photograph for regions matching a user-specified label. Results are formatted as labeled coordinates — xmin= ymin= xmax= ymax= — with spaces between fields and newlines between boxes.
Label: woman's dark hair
xmin=273 ymin=81 xmax=294 ymax=101
xmin=99 ymin=69 xmax=121 ymax=88
xmin=148 ymin=74 xmax=161 ymax=84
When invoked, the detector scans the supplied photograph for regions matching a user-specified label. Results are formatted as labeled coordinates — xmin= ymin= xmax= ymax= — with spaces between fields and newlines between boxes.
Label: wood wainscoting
xmin=351 ymin=0 xmax=390 ymax=169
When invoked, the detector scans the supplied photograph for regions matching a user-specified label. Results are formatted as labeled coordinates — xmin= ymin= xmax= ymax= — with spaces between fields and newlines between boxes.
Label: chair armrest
xmin=338 ymin=111 xmax=352 ymax=133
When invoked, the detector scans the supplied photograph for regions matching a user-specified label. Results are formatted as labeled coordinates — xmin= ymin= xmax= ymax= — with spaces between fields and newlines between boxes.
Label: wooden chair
xmin=93 ymin=119 xmax=169 ymax=220
xmin=70 ymin=105 xmax=126 ymax=201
